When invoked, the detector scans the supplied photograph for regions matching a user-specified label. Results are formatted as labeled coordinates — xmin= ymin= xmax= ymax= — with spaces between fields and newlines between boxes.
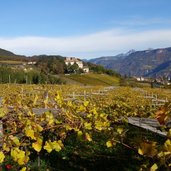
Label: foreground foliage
xmin=0 ymin=84 xmax=170 ymax=170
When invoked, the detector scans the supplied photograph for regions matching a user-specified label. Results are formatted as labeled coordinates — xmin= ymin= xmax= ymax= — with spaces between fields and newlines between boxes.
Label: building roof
xmin=65 ymin=57 xmax=81 ymax=62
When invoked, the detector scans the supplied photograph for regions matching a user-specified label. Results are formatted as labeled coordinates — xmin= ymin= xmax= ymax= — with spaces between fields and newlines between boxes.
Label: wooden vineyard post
xmin=0 ymin=120 xmax=3 ymax=146
xmin=84 ymin=91 xmax=86 ymax=101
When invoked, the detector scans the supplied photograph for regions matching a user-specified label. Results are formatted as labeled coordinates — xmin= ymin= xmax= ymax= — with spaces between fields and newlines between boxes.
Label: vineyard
xmin=0 ymin=84 xmax=171 ymax=170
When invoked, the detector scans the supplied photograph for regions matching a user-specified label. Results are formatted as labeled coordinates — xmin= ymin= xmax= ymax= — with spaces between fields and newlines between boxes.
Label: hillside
xmin=63 ymin=73 xmax=120 ymax=86
xmin=0 ymin=48 xmax=16 ymax=57
xmin=0 ymin=48 xmax=27 ymax=61
xmin=89 ymin=47 xmax=171 ymax=78
xmin=0 ymin=48 xmax=121 ymax=85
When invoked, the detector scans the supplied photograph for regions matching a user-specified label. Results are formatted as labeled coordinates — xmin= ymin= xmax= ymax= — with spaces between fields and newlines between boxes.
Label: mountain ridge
xmin=0 ymin=48 xmax=28 ymax=61
xmin=89 ymin=47 xmax=171 ymax=77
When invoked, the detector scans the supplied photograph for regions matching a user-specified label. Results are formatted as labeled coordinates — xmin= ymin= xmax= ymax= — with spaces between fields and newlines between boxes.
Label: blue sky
xmin=0 ymin=0 xmax=171 ymax=58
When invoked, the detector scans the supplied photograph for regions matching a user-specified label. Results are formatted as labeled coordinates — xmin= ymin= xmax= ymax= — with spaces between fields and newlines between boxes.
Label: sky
xmin=0 ymin=0 xmax=171 ymax=59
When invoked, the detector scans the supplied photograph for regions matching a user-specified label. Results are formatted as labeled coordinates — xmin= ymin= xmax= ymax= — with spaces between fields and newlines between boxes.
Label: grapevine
xmin=0 ymin=84 xmax=170 ymax=170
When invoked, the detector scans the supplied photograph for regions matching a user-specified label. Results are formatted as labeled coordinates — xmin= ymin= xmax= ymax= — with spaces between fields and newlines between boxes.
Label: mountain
xmin=0 ymin=48 xmax=16 ymax=57
xmin=89 ymin=47 xmax=171 ymax=77
xmin=0 ymin=48 xmax=27 ymax=61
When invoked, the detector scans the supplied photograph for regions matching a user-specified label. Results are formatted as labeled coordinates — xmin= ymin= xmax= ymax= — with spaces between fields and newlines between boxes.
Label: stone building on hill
xmin=65 ymin=57 xmax=89 ymax=73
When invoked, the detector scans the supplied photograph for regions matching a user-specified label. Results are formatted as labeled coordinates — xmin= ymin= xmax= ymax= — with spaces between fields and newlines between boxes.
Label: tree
xmin=66 ymin=63 xmax=79 ymax=73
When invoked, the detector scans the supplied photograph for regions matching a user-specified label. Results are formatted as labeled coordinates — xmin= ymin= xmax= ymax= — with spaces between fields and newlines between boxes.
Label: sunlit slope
xmin=63 ymin=73 xmax=120 ymax=86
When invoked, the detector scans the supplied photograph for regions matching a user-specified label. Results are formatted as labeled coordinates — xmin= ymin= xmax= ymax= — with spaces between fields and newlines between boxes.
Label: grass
xmin=63 ymin=73 xmax=120 ymax=86
xmin=0 ymin=60 xmax=24 ymax=64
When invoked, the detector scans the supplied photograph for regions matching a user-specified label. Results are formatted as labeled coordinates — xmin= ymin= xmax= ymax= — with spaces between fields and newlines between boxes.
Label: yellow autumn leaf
xmin=117 ymin=127 xmax=124 ymax=134
xmin=32 ymin=142 xmax=41 ymax=152
xmin=78 ymin=105 xmax=85 ymax=112
xmin=52 ymin=141 xmax=62 ymax=152
xmin=164 ymin=139 xmax=171 ymax=152
xmin=91 ymin=108 xmax=98 ymax=115
xmin=48 ymin=119 xmax=54 ymax=125
xmin=0 ymin=108 xmax=5 ymax=118
xmin=45 ymin=112 xmax=54 ymax=125
xmin=65 ymin=125 xmax=73 ymax=131
xmin=150 ymin=163 xmax=158 ymax=171
xmin=32 ymin=138 xmax=43 ymax=152
xmin=11 ymin=148 xmax=17 ymax=160
xmin=36 ymin=124 xmax=43 ymax=132
xmin=85 ymin=133 xmax=92 ymax=141
xmin=20 ymin=167 xmax=27 ymax=171
xmin=18 ymin=151 xmax=25 ymax=165
xmin=44 ymin=98 xmax=48 ymax=108
xmin=33 ymin=94 xmax=38 ymax=106
xmin=18 ymin=154 xmax=26 ymax=165
xmin=11 ymin=148 xmax=26 ymax=165
xmin=95 ymin=121 xmax=103 ymax=131
xmin=67 ymin=101 xmax=73 ymax=107
xmin=3 ymin=143 xmax=10 ymax=152
xmin=100 ymin=113 xmax=107 ymax=120
xmin=157 ymin=151 xmax=164 ymax=158
xmin=57 ymin=140 xmax=64 ymax=148
xmin=44 ymin=140 xmax=63 ymax=153
xmin=25 ymin=129 xmax=35 ymax=140
xmin=77 ymin=130 xmax=83 ymax=137
xmin=164 ymin=152 xmax=171 ymax=156
xmin=18 ymin=152 xmax=29 ymax=165
xmin=44 ymin=141 xmax=53 ymax=153
xmin=84 ymin=122 xmax=92 ymax=130
xmin=55 ymin=93 xmax=60 ymax=100
xmin=106 ymin=140 xmax=113 ymax=148
xmin=87 ymin=113 xmax=92 ymax=118
xmin=138 ymin=148 xmax=143 ymax=155
xmin=83 ymin=101 xmax=89 ymax=107
xmin=138 ymin=141 xmax=157 ymax=157
xmin=9 ymin=135 xmax=20 ymax=146
xmin=55 ymin=93 xmax=63 ymax=107
xmin=168 ymin=129 xmax=171 ymax=137
xmin=0 ymin=151 xmax=5 ymax=163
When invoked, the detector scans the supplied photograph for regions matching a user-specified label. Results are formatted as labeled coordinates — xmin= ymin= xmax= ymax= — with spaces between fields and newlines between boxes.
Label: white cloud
xmin=0 ymin=28 xmax=171 ymax=59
